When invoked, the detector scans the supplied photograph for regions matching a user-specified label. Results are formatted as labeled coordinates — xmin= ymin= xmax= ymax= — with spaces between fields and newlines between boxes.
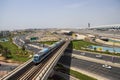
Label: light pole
xmin=112 ymin=27 xmax=116 ymax=62
xmin=113 ymin=28 xmax=115 ymax=54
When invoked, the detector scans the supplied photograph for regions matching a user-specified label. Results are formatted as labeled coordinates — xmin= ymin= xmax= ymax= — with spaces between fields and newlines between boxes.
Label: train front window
xmin=34 ymin=56 xmax=39 ymax=60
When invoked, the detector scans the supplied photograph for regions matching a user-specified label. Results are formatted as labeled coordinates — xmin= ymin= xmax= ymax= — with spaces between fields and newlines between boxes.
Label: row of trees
xmin=0 ymin=44 xmax=12 ymax=58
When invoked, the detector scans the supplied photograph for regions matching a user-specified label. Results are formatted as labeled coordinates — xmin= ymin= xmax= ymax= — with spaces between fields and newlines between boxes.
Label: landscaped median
xmin=71 ymin=40 xmax=97 ymax=50
xmin=54 ymin=64 xmax=97 ymax=80
xmin=0 ymin=37 xmax=32 ymax=62
xmin=39 ymin=41 xmax=57 ymax=45
xmin=71 ymin=40 xmax=120 ymax=56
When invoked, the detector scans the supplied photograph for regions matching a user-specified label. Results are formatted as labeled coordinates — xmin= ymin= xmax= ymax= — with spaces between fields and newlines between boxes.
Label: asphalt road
xmin=25 ymin=44 xmax=41 ymax=53
xmin=0 ymin=64 xmax=16 ymax=71
xmin=65 ymin=49 xmax=120 ymax=63
xmin=13 ymin=36 xmax=43 ymax=53
xmin=13 ymin=36 xmax=25 ymax=47
xmin=0 ymin=64 xmax=17 ymax=78
xmin=59 ymin=55 xmax=120 ymax=80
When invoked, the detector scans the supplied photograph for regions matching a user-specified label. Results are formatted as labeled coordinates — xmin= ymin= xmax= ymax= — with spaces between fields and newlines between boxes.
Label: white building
xmin=74 ymin=34 xmax=86 ymax=40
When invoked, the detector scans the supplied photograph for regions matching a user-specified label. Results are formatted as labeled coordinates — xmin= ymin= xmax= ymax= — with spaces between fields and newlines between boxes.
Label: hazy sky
xmin=0 ymin=0 xmax=120 ymax=30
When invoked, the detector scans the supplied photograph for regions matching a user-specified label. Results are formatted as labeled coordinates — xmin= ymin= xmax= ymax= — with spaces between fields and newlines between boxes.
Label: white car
xmin=80 ymin=52 xmax=85 ymax=55
xmin=102 ymin=64 xmax=112 ymax=69
xmin=96 ymin=54 xmax=102 ymax=58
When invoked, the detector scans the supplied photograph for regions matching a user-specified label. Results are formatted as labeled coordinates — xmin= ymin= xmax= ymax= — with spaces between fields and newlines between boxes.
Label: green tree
xmin=106 ymin=50 xmax=110 ymax=54
xmin=0 ymin=49 xmax=2 ymax=54
xmin=2 ymin=47 xmax=11 ymax=58
xmin=0 ymin=44 xmax=3 ymax=49
xmin=22 ymin=45 xmax=25 ymax=51
xmin=94 ymin=47 xmax=97 ymax=51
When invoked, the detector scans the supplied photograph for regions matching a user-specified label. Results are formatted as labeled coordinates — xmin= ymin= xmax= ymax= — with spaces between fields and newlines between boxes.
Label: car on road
xmin=80 ymin=52 xmax=85 ymax=55
xmin=96 ymin=54 xmax=102 ymax=58
xmin=102 ymin=64 xmax=112 ymax=69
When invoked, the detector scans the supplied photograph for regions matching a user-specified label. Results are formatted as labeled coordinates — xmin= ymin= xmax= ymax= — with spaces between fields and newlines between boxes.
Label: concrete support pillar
xmin=49 ymin=69 xmax=54 ymax=78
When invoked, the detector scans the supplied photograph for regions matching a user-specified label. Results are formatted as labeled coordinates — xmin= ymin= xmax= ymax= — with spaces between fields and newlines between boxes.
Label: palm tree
xmin=22 ymin=45 xmax=25 ymax=51
xmin=2 ymin=47 xmax=11 ymax=58
xmin=94 ymin=47 xmax=97 ymax=51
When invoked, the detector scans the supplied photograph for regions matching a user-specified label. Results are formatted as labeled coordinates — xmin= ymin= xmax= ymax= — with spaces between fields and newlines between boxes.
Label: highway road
xmin=13 ymin=35 xmax=45 ymax=53
xmin=0 ymin=64 xmax=16 ymax=71
xmin=0 ymin=64 xmax=17 ymax=78
xmin=25 ymin=44 xmax=40 ymax=53
xmin=65 ymin=49 xmax=120 ymax=63
xmin=59 ymin=55 xmax=120 ymax=80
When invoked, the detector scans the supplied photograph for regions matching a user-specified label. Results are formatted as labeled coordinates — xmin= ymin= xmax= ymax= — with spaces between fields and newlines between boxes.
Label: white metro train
xmin=32 ymin=40 xmax=65 ymax=64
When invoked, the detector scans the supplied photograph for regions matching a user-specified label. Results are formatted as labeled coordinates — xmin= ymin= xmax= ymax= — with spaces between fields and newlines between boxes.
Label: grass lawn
xmin=0 ymin=38 xmax=30 ymax=62
xmin=70 ymin=69 xmax=97 ymax=80
xmin=69 ymin=40 xmax=120 ymax=56
xmin=71 ymin=40 xmax=96 ymax=50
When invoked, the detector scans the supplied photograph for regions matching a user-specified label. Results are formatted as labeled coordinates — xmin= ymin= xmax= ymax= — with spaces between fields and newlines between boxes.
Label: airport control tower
xmin=88 ymin=23 xmax=90 ymax=28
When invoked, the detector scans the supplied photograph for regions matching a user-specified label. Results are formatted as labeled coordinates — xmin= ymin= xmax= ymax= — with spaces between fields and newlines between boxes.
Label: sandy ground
xmin=0 ymin=56 xmax=20 ymax=65
xmin=0 ymin=56 xmax=20 ymax=78
xmin=0 ymin=71 xmax=8 ymax=78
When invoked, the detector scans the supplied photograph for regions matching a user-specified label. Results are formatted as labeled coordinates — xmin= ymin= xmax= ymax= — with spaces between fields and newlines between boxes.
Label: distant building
xmin=72 ymin=33 xmax=86 ymax=40
xmin=0 ymin=31 xmax=10 ymax=37
xmin=60 ymin=30 xmax=73 ymax=35
xmin=87 ymin=34 xmax=95 ymax=38
xmin=93 ymin=24 xmax=120 ymax=31
xmin=30 ymin=37 xmax=39 ymax=42
xmin=0 ymin=38 xmax=9 ymax=42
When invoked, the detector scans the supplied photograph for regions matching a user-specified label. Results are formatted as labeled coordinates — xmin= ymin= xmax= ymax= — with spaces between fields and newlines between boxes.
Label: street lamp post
xmin=112 ymin=56 xmax=114 ymax=63
xmin=111 ymin=27 xmax=116 ymax=63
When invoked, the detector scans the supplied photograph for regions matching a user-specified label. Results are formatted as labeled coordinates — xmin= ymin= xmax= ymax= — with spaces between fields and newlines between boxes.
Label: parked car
xmin=80 ymin=52 xmax=85 ymax=55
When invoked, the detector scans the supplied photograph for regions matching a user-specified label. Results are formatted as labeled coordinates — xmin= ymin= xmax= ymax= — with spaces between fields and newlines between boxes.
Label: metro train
xmin=32 ymin=40 xmax=65 ymax=64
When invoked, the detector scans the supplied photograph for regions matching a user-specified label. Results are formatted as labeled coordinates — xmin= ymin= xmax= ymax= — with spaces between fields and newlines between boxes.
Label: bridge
xmin=1 ymin=40 xmax=70 ymax=80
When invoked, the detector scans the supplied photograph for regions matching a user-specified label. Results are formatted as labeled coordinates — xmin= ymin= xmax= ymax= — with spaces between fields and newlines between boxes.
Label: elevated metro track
xmin=1 ymin=40 xmax=70 ymax=80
